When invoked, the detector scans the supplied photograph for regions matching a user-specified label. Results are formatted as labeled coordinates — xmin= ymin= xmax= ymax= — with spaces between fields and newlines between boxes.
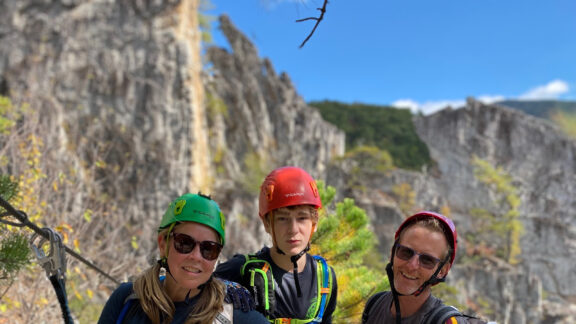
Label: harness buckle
xmin=29 ymin=228 xmax=67 ymax=279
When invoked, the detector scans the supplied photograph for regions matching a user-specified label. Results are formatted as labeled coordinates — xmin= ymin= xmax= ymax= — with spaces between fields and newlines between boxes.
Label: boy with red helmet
xmin=362 ymin=211 xmax=488 ymax=324
xmin=215 ymin=166 xmax=338 ymax=323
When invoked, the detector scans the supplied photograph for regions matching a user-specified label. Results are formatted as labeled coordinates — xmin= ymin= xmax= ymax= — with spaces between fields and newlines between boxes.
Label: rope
xmin=0 ymin=195 xmax=120 ymax=285
xmin=49 ymin=275 xmax=75 ymax=324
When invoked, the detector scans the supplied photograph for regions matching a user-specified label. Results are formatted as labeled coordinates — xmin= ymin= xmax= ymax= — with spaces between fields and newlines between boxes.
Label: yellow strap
xmin=273 ymin=318 xmax=312 ymax=324
xmin=273 ymin=318 xmax=291 ymax=324
xmin=446 ymin=317 xmax=458 ymax=324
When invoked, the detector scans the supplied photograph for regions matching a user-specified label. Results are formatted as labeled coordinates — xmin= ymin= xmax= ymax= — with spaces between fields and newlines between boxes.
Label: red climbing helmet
xmin=258 ymin=166 xmax=322 ymax=219
xmin=395 ymin=211 xmax=458 ymax=267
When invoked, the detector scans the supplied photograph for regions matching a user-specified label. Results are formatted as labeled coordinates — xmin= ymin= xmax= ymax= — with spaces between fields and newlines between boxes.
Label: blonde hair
xmin=132 ymin=229 xmax=227 ymax=324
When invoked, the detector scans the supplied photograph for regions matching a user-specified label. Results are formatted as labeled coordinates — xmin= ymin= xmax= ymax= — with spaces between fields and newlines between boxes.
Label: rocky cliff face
xmin=1 ymin=1 xmax=214 ymax=322
xmin=325 ymin=100 xmax=576 ymax=322
xmin=0 ymin=0 xmax=211 ymax=255
xmin=415 ymin=100 xmax=576 ymax=323
xmin=1 ymin=4 xmax=344 ymax=322
xmin=1 ymin=1 xmax=574 ymax=323
xmin=204 ymin=15 xmax=345 ymax=254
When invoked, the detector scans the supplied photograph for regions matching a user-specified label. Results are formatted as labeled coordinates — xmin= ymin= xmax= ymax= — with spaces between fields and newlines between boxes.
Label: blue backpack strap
xmin=263 ymin=256 xmax=333 ymax=324
xmin=311 ymin=255 xmax=332 ymax=323
xmin=116 ymin=292 xmax=138 ymax=324
xmin=116 ymin=279 xmax=165 ymax=324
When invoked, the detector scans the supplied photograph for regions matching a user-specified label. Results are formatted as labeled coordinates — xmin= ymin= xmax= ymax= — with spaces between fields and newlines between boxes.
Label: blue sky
xmin=206 ymin=0 xmax=576 ymax=114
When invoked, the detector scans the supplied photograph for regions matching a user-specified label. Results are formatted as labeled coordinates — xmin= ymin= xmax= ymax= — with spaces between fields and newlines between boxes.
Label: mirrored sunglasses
xmin=171 ymin=232 xmax=222 ymax=261
xmin=395 ymin=243 xmax=441 ymax=270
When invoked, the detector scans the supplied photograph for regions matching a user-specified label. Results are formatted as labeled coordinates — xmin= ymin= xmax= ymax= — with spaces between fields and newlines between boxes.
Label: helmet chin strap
xmin=269 ymin=212 xmax=315 ymax=298
xmin=161 ymin=224 xmax=179 ymax=283
xmin=269 ymin=212 xmax=285 ymax=256
xmin=290 ymin=243 xmax=310 ymax=297
xmin=274 ymin=242 xmax=310 ymax=298
xmin=386 ymin=262 xmax=402 ymax=324
xmin=411 ymin=256 xmax=448 ymax=296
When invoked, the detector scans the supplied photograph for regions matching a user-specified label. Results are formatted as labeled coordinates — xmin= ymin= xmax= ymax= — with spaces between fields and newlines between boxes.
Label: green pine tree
xmin=0 ymin=174 xmax=30 ymax=281
xmin=312 ymin=181 xmax=389 ymax=323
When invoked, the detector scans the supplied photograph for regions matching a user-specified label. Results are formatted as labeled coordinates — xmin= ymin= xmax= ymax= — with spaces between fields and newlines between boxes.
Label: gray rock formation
xmin=1 ymin=1 xmax=215 ymax=322
xmin=0 ymin=0 xmax=210 ymax=258
xmin=205 ymin=15 xmax=345 ymax=255
xmin=1 ymin=1 xmax=574 ymax=322
xmin=415 ymin=100 xmax=576 ymax=323
xmin=326 ymin=100 xmax=576 ymax=322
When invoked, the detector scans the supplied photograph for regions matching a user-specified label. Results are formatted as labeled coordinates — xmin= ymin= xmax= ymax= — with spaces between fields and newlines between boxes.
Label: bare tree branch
xmin=296 ymin=0 xmax=328 ymax=48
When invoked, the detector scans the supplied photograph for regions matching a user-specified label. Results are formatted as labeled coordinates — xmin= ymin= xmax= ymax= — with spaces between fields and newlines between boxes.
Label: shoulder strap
xmin=117 ymin=287 xmax=235 ymax=324
xmin=362 ymin=292 xmax=385 ymax=324
xmin=214 ymin=302 xmax=234 ymax=324
xmin=423 ymin=305 xmax=463 ymax=324
xmin=240 ymin=254 xmax=276 ymax=318
xmin=117 ymin=291 xmax=138 ymax=324
xmin=255 ymin=256 xmax=335 ymax=324
xmin=309 ymin=255 xmax=333 ymax=323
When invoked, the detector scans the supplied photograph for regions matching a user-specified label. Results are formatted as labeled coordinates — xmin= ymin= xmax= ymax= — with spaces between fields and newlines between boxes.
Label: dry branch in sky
xmin=296 ymin=0 xmax=328 ymax=48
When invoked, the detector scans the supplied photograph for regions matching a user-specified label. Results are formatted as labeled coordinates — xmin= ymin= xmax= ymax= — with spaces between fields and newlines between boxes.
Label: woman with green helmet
xmin=98 ymin=193 xmax=268 ymax=324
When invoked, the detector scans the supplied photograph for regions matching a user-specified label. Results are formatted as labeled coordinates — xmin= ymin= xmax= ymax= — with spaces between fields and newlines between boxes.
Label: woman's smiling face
xmin=392 ymin=225 xmax=449 ymax=296
xmin=159 ymin=222 xmax=220 ymax=301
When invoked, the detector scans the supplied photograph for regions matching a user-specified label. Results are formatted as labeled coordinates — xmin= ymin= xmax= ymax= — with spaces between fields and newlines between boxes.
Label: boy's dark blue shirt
xmin=214 ymin=246 xmax=338 ymax=323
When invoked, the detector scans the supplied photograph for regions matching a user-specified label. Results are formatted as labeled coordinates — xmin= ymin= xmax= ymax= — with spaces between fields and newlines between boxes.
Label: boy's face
xmin=265 ymin=205 xmax=316 ymax=256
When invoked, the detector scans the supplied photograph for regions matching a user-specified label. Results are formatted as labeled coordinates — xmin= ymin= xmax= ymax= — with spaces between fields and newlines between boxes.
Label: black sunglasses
xmin=395 ymin=243 xmax=442 ymax=270
xmin=171 ymin=232 xmax=223 ymax=261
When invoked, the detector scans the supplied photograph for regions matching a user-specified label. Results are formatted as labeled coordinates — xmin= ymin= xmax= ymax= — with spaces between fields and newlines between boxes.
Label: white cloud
xmin=477 ymin=95 xmax=505 ymax=104
xmin=519 ymin=79 xmax=569 ymax=100
xmin=390 ymin=79 xmax=572 ymax=115
xmin=391 ymin=99 xmax=420 ymax=113
xmin=392 ymin=99 xmax=465 ymax=115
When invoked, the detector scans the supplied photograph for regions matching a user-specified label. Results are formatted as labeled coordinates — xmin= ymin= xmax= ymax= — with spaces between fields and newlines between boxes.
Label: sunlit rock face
xmin=0 ymin=0 xmax=214 ymax=256
xmin=1 ymin=0 xmax=574 ymax=321
xmin=323 ymin=99 xmax=576 ymax=322
xmin=413 ymin=100 xmax=576 ymax=322
xmin=205 ymin=15 xmax=345 ymax=255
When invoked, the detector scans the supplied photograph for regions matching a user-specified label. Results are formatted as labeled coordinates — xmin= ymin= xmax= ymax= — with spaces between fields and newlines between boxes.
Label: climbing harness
xmin=241 ymin=253 xmax=333 ymax=324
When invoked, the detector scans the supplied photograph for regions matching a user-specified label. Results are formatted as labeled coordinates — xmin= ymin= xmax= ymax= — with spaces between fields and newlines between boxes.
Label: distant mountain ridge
xmin=309 ymin=100 xmax=432 ymax=170
xmin=495 ymin=99 xmax=576 ymax=119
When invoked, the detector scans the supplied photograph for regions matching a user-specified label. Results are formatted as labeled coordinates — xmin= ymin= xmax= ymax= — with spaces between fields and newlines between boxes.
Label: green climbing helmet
xmin=158 ymin=193 xmax=226 ymax=246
